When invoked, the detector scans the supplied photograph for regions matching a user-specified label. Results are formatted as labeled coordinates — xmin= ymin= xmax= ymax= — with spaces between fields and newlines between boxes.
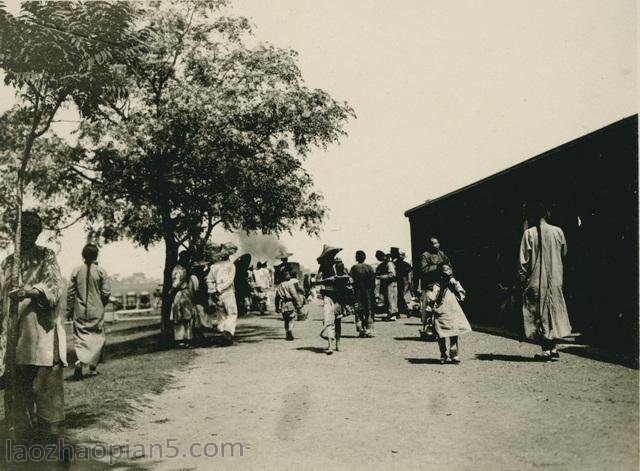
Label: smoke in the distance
xmin=237 ymin=232 xmax=288 ymax=264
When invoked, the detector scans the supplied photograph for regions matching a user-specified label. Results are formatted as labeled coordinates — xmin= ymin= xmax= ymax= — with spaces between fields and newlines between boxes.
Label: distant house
xmin=405 ymin=115 xmax=638 ymax=353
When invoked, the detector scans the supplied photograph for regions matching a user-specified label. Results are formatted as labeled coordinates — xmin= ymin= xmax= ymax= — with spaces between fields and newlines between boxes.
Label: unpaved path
xmin=94 ymin=301 xmax=638 ymax=470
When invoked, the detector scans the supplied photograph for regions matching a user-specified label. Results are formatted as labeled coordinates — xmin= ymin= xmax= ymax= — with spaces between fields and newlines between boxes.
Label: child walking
xmin=422 ymin=263 xmax=472 ymax=364
xmin=275 ymin=271 xmax=303 ymax=340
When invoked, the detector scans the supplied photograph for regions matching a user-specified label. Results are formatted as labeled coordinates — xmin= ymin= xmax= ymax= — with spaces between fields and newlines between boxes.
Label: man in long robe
xmin=207 ymin=243 xmax=238 ymax=345
xmin=0 ymin=211 xmax=67 ymax=441
xmin=518 ymin=207 xmax=572 ymax=361
xmin=67 ymin=243 xmax=111 ymax=378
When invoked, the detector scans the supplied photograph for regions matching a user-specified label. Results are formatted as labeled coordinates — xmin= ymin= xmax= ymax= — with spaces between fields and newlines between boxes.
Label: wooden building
xmin=404 ymin=115 xmax=638 ymax=353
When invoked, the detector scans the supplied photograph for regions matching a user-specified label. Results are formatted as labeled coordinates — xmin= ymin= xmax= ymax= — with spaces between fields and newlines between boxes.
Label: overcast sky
xmin=0 ymin=0 xmax=637 ymax=276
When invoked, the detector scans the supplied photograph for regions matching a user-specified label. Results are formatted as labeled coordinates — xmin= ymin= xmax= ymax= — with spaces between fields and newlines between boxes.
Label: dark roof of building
xmin=404 ymin=114 xmax=638 ymax=217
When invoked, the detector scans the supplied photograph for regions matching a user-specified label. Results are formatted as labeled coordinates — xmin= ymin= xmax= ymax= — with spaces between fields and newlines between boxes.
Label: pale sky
xmin=0 ymin=0 xmax=637 ymax=277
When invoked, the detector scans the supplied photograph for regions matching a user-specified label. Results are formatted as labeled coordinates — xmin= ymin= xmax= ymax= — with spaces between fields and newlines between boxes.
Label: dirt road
xmin=89 ymin=300 xmax=638 ymax=470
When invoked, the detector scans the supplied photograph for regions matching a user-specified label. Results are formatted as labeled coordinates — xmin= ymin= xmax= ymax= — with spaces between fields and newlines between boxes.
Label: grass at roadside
xmin=0 ymin=333 xmax=197 ymax=438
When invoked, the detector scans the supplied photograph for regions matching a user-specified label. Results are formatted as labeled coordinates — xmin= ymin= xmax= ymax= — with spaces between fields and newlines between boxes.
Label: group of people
xmin=0 ymin=212 xmax=112 ymax=449
xmin=311 ymin=240 xmax=471 ymax=357
xmin=170 ymin=242 xmax=240 ymax=348
xmin=373 ymin=248 xmax=414 ymax=321
xmin=312 ymin=202 xmax=572 ymax=361
xmin=0 ymin=202 xmax=572 ymax=453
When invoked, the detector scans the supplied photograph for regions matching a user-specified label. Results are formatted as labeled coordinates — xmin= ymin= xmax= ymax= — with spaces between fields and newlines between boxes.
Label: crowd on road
xmin=0 ymin=202 xmax=572 ymax=460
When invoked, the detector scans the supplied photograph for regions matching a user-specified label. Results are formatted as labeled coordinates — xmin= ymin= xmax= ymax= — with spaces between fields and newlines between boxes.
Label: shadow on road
xmin=393 ymin=336 xmax=423 ymax=342
xmin=295 ymin=346 xmax=328 ymax=354
xmin=475 ymin=353 xmax=541 ymax=362
xmin=559 ymin=346 xmax=638 ymax=369
xmin=406 ymin=357 xmax=446 ymax=365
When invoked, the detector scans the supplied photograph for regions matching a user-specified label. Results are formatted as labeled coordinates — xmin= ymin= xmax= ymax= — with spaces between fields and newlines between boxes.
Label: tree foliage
xmin=72 ymin=0 xmax=354 ymax=250
xmin=0 ymin=0 xmax=144 ymax=248
xmin=62 ymin=0 xmax=354 ymax=330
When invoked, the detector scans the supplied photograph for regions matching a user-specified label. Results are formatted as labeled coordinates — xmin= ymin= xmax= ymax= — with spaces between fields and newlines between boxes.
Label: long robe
xmin=68 ymin=262 xmax=111 ymax=366
xmin=518 ymin=221 xmax=572 ymax=341
xmin=207 ymin=260 xmax=238 ymax=335
xmin=171 ymin=265 xmax=198 ymax=341
xmin=0 ymin=245 xmax=67 ymax=428
xmin=423 ymin=278 xmax=472 ymax=338
xmin=376 ymin=260 xmax=398 ymax=315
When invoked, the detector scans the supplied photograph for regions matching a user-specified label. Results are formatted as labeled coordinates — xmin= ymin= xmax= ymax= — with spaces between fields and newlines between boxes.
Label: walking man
xmin=375 ymin=250 xmax=398 ymax=321
xmin=207 ymin=243 xmax=239 ymax=345
xmin=518 ymin=204 xmax=572 ymax=361
xmin=67 ymin=243 xmax=111 ymax=379
xmin=394 ymin=251 xmax=413 ymax=316
xmin=350 ymin=250 xmax=376 ymax=337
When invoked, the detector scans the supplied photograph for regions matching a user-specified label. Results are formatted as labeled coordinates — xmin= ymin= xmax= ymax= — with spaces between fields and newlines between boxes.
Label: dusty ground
xmin=63 ymin=299 xmax=637 ymax=471
xmin=3 ymin=300 xmax=636 ymax=470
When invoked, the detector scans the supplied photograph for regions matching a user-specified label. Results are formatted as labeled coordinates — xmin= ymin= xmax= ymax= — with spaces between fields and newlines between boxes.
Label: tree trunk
xmin=161 ymin=230 xmax=179 ymax=338
xmin=4 ymin=132 xmax=35 ymax=427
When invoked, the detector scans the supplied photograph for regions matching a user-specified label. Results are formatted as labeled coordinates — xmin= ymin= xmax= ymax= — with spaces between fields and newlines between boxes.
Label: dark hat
xmin=390 ymin=247 xmax=400 ymax=258
xmin=375 ymin=250 xmax=386 ymax=259
xmin=317 ymin=244 xmax=342 ymax=263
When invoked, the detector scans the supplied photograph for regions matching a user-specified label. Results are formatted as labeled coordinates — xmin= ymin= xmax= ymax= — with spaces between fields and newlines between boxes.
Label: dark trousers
xmin=6 ymin=363 xmax=65 ymax=438
xmin=355 ymin=289 xmax=374 ymax=329
xmin=541 ymin=338 xmax=557 ymax=351
xmin=437 ymin=336 xmax=459 ymax=357
xmin=397 ymin=279 xmax=408 ymax=312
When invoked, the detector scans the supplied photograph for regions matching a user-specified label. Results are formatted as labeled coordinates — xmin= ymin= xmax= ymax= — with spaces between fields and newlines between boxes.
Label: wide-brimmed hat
xmin=274 ymin=249 xmax=294 ymax=259
xmin=317 ymin=244 xmax=342 ymax=263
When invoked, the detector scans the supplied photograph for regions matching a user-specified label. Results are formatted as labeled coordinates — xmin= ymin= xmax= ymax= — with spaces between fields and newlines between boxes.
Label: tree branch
xmin=69 ymin=165 xmax=103 ymax=184
xmin=35 ymin=94 xmax=65 ymax=137
xmin=46 ymin=211 xmax=88 ymax=231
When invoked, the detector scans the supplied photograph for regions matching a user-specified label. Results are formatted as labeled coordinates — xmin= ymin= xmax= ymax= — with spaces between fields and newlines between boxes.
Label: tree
xmin=68 ymin=0 xmax=355 ymax=332
xmin=0 ymin=0 xmax=143 ymax=392
xmin=0 ymin=107 xmax=88 ymax=247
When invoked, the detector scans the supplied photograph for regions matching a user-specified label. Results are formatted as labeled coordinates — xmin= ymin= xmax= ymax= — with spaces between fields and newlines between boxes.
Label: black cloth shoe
xmin=534 ymin=352 xmax=554 ymax=361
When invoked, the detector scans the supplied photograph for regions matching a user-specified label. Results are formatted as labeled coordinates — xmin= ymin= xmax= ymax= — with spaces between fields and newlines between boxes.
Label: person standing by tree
xmin=171 ymin=251 xmax=198 ymax=349
xmin=375 ymin=250 xmax=398 ymax=321
xmin=350 ymin=250 xmax=376 ymax=337
xmin=0 ymin=211 xmax=67 ymax=444
xmin=207 ymin=243 xmax=239 ymax=346
xmin=67 ymin=243 xmax=111 ymax=379
xmin=518 ymin=204 xmax=572 ymax=361
xmin=233 ymin=254 xmax=252 ymax=317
